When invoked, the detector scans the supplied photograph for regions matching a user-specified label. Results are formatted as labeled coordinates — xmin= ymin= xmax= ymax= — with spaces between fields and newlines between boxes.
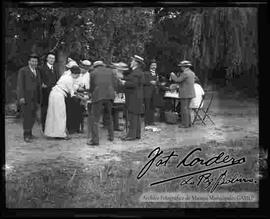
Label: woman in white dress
xmin=44 ymin=65 xmax=82 ymax=139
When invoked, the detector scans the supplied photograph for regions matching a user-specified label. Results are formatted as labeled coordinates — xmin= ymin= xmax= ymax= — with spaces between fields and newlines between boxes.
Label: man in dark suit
xmin=170 ymin=60 xmax=196 ymax=128
xmin=17 ymin=54 xmax=41 ymax=142
xmin=143 ymin=59 xmax=158 ymax=127
xmin=39 ymin=52 xmax=59 ymax=132
xmin=120 ymin=55 xmax=145 ymax=141
xmin=87 ymin=61 xmax=117 ymax=146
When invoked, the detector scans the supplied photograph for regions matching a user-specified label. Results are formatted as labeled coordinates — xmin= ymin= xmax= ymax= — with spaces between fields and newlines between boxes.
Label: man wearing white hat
xmin=170 ymin=60 xmax=196 ymax=128
xmin=120 ymin=55 xmax=145 ymax=141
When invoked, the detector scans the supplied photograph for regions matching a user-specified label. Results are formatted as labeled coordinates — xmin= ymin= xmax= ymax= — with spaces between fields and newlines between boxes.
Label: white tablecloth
xmin=164 ymin=91 xmax=180 ymax=99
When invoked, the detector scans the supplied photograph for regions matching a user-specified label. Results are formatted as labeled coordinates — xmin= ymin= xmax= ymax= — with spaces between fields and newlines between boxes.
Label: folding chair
xmin=191 ymin=92 xmax=215 ymax=126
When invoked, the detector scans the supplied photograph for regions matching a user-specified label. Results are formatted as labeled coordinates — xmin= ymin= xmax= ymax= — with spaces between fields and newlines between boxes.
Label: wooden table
xmin=164 ymin=91 xmax=180 ymax=112
xmin=86 ymin=98 xmax=127 ymax=138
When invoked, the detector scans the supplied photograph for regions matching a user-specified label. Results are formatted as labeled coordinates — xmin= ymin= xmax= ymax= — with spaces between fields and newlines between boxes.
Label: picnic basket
xmin=165 ymin=111 xmax=179 ymax=124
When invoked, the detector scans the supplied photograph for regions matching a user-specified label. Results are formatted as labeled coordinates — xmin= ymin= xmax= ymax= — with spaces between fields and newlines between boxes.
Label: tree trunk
xmin=57 ymin=50 xmax=68 ymax=75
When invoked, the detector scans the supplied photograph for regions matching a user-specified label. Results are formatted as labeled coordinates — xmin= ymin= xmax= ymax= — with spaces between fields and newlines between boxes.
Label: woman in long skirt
xmin=44 ymin=66 xmax=81 ymax=139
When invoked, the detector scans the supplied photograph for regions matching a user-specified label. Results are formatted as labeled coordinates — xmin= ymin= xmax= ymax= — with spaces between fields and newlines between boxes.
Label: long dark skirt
xmin=65 ymin=96 xmax=83 ymax=133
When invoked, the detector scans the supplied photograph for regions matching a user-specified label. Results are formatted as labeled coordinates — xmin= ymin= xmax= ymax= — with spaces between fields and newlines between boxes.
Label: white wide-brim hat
xmin=79 ymin=60 xmax=92 ymax=70
xmin=178 ymin=60 xmax=192 ymax=67
xmin=66 ymin=59 xmax=78 ymax=68
xmin=112 ymin=62 xmax=129 ymax=71
xmin=131 ymin=55 xmax=145 ymax=65
xmin=93 ymin=61 xmax=106 ymax=68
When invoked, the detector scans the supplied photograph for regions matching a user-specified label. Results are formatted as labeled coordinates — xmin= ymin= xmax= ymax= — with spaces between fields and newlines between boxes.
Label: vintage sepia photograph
xmin=3 ymin=2 xmax=266 ymax=212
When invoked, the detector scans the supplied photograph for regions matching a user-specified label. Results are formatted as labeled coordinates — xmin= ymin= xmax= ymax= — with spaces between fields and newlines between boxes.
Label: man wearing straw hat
xmin=119 ymin=55 xmax=145 ymax=141
xmin=170 ymin=60 xmax=196 ymax=128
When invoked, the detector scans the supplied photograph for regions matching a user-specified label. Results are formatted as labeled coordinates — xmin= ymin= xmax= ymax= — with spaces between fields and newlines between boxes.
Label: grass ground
xmin=5 ymin=96 xmax=259 ymax=208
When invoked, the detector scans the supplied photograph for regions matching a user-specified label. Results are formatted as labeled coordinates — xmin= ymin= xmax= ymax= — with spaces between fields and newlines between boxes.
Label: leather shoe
xmin=121 ymin=136 xmax=137 ymax=141
xmin=24 ymin=137 xmax=32 ymax=143
xmin=29 ymin=135 xmax=38 ymax=139
xmin=87 ymin=140 xmax=99 ymax=146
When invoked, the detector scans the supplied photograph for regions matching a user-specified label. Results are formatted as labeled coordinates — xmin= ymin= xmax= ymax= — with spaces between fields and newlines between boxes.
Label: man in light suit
xmin=87 ymin=61 xmax=117 ymax=145
xmin=170 ymin=60 xmax=196 ymax=128
xmin=17 ymin=54 xmax=41 ymax=142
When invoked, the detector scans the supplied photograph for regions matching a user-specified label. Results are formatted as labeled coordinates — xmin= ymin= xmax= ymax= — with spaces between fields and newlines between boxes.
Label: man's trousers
xmin=144 ymin=97 xmax=155 ymax=126
xmin=126 ymin=112 xmax=141 ymax=139
xmin=89 ymin=100 xmax=114 ymax=144
xmin=180 ymin=98 xmax=192 ymax=127
xmin=22 ymin=101 xmax=37 ymax=137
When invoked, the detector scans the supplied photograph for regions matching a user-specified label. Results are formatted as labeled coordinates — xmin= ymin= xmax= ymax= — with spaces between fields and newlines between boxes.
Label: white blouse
xmin=190 ymin=83 xmax=205 ymax=109
xmin=56 ymin=71 xmax=77 ymax=97
xmin=74 ymin=72 xmax=90 ymax=90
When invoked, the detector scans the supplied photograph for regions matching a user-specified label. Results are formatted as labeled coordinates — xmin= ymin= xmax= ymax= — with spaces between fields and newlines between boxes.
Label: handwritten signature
xmin=137 ymin=147 xmax=256 ymax=192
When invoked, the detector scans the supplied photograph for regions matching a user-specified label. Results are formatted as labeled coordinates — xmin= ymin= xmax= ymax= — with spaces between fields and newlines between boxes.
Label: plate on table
xmin=114 ymin=93 xmax=125 ymax=103
xmin=114 ymin=98 xmax=125 ymax=104
xmin=164 ymin=91 xmax=179 ymax=98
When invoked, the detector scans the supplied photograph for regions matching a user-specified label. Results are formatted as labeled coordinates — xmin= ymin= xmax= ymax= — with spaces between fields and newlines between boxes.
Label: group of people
xmin=16 ymin=52 xmax=204 ymax=145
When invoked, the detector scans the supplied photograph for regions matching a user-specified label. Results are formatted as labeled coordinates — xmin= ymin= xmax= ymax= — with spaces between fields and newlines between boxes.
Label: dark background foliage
xmin=5 ymin=6 xmax=259 ymax=103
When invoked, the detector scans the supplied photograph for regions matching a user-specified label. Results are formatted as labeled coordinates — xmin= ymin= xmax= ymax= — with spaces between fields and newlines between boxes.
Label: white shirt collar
xmin=29 ymin=65 xmax=35 ymax=72
xmin=47 ymin=63 xmax=53 ymax=69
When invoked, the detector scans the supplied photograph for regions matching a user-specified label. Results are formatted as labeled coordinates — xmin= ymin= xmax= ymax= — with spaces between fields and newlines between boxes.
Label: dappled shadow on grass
xmin=6 ymin=137 xmax=259 ymax=208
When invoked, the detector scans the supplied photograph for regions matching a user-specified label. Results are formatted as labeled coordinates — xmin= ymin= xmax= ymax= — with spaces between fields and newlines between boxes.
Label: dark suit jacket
xmin=173 ymin=68 xmax=196 ymax=99
xmin=155 ymin=81 xmax=171 ymax=108
xmin=17 ymin=66 xmax=41 ymax=105
xmin=123 ymin=67 xmax=145 ymax=114
xmin=143 ymin=71 xmax=158 ymax=99
xmin=39 ymin=63 xmax=59 ymax=106
xmin=89 ymin=66 xmax=117 ymax=103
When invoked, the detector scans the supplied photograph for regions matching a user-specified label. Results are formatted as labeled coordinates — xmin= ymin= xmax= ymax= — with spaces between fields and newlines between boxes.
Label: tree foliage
xmin=5 ymin=7 xmax=154 ymax=102
xmin=5 ymin=6 xmax=258 ymax=103
xmin=145 ymin=7 xmax=258 ymax=87
xmin=5 ymin=7 xmax=154 ymax=71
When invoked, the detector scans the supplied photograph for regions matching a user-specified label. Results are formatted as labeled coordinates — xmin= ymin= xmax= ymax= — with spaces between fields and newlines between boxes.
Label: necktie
xmin=32 ymin=69 xmax=36 ymax=77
